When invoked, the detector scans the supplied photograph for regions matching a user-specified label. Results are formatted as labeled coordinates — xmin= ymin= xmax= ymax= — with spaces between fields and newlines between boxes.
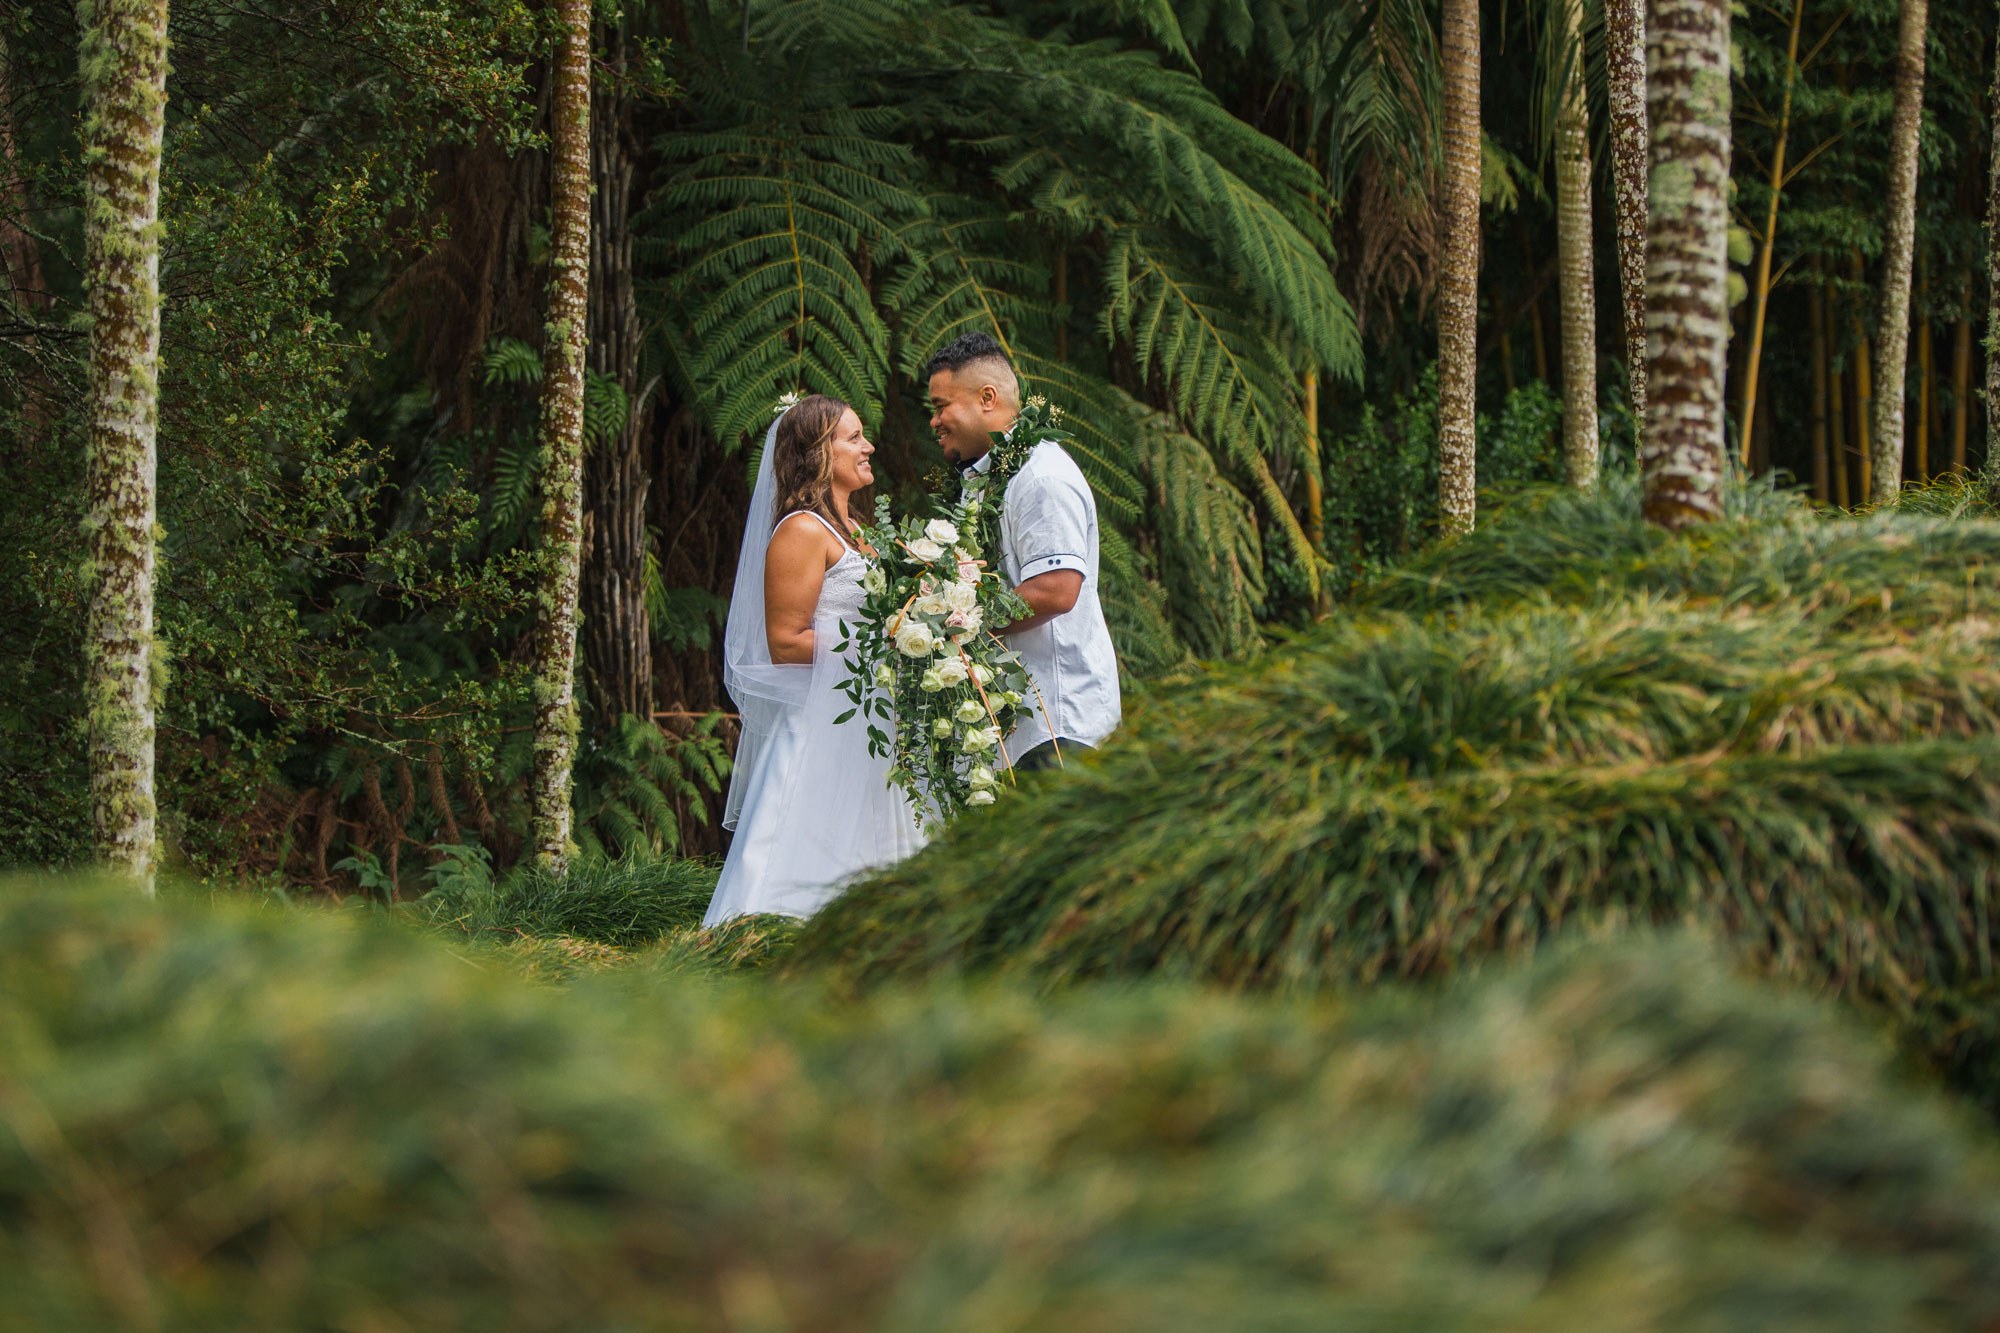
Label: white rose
xmin=907 ymin=537 xmax=944 ymax=563
xmin=934 ymin=657 xmax=969 ymax=687
xmin=946 ymin=607 xmax=983 ymax=633
xmin=955 ymin=699 xmax=986 ymax=724
xmin=919 ymin=668 xmax=945 ymax=693
xmin=933 ymin=716 xmax=953 ymax=737
xmin=925 ymin=518 xmax=959 ymax=545
xmin=968 ymin=764 xmax=998 ymax=790
xmin=967 ymin=788 xmax=996 ymax=806
xmin=944 ymin=580 xmax=979 ymax=613
xmin=872 ymin=663 xmax=895 ymax=689
xmin=894 ymin=619 xmax=936 ymax=658
xmin=861 ymin=565 xmax=887 ymax=594
xmin=969 ymin=663 xmax=991 ymax=687
xmin=956 ymin=559 xmax=981 ymax=582
xmin=913 ymin=590 xmax=948 ymax=617
xmin=960 ymin=724 xmax=1001 ymax=754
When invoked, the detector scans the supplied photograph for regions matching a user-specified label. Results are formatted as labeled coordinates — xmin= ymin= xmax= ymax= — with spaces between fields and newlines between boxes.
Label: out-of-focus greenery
xmin=6 ymin=880 xmax=2000 ymax=1329
xmin=796 ymin=479 xmax=2000 ymax=1112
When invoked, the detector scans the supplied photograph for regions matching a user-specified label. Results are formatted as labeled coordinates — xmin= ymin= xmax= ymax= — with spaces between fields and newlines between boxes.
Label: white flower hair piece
xmin=770 ymin=388 xmax=805 ymax=419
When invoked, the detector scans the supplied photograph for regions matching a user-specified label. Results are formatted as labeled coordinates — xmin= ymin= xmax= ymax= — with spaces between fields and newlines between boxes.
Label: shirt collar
xmin=958 ymin=450 xmax=994 ymax=477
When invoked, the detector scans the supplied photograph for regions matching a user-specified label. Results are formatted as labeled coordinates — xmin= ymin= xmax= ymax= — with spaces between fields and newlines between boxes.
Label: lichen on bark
xmin=77 ymin=0 xmax=170 ymax=892
xmin=1605 ymin=0 xmax=1651 ymax=425
xmin=1868 ymin=0 xmax=1928 ymax=503
xmin=1553 ymin=0 xmax=1598 ymax=491
xmin=1641 ymin=0 xmax=1732 ymax=529
xmin=1436 ymin=0 xmax=1480 ymax=537
xmin=529 ymin=0 xmax=593 ymax=872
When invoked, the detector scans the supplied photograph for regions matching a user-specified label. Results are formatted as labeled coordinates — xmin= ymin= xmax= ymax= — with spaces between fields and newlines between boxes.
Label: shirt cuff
xmin=1017 ymin=553 xmax=1086 ymax=581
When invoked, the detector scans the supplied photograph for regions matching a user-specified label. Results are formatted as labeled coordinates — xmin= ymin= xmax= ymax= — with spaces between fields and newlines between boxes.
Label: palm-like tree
xmin=645 ymin=0 xmax=1363 ymax=663
xmin=1547 ymin=0 xmax=1598 ymax=489
xmin=1436 ymin=0 xmax=1480 ymax=535
xmin=1642 ymin=0 xmax=1732 ymax=527
xmin=1869 ymin=0 xmax=1929 ymax=502
xmin=529 ymin=0 xmax=592 ymax=871
xmin=78 ymin=0 xmax=170 ymax=891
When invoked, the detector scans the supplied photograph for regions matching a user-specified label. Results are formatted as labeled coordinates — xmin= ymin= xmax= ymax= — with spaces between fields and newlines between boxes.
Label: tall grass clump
xmin=7 ymin=881 xmax=2000 ymax=1328
xmin=415 ymin=846 xmax=718 ymax=947
xmin=794 ymin=479 xmax=2000 ymax=1108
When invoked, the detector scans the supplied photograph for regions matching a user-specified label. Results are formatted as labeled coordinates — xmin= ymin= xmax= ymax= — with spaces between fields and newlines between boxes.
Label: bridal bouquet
xmin=834 ymin=491 xmax=1034 ymax=827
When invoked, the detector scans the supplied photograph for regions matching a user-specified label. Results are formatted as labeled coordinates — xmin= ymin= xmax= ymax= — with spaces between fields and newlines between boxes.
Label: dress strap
xmin=780 ymin=509 xmax=853 ymax=546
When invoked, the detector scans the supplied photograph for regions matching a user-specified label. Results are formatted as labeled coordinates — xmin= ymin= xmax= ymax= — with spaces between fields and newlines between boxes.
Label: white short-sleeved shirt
xmin=963 ymin=440 xmax=1122 ymax=764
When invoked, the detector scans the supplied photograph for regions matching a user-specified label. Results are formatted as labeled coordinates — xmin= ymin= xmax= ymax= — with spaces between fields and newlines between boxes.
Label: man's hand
xmin=1000 ymin=569 xmax=1083 ymax=635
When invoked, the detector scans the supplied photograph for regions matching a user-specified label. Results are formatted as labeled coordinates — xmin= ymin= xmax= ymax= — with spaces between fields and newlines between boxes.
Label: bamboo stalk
xmin=1738 ymin=0 xmax=1807 ymax=462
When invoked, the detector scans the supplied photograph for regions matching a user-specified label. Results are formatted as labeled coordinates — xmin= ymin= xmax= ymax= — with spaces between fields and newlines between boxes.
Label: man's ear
xmin=978 ymin=383 xmax=998 ymax=412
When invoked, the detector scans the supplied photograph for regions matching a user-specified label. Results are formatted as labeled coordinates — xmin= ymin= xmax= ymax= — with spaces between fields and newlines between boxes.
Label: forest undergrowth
xmin=795 ymin=476 xmax=2000 ymax=1112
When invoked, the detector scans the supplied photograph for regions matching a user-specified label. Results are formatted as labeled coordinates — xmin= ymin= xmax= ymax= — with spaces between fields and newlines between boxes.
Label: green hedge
xmin=793 ymin=484 xmax=2000 ymax=1109
xmin=6 ymin=883 xmax=2000 ymax=1328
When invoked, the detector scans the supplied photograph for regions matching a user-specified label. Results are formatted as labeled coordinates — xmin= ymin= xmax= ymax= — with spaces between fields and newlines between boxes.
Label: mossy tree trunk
xmin=1869 ymin=0 xmax=1928 ymax=502
xmin=1641 ymin=0 xmax=1731 ymax=528
xmin=78 ymin=0 xmax=170 ymax=892
xmin=530 ymin=0 xmax=591 ymax=871
xmin=1437 ymin=0 xmax=1480 ymax=537
xmin=582 ymin=19 xmax=653 ymax=730
xmin=1605 ymin=0 xmax=1650 ymax=424
xmin=1553 ymin=0 xmax=1598 ymax=490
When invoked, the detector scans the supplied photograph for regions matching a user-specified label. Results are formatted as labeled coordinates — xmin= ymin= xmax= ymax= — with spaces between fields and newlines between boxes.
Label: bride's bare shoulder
xmin=768 ymin=511 xmax=845 ymax=571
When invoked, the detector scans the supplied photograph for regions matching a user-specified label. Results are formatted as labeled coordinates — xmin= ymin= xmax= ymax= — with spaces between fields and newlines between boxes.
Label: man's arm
xmin=999 ymin=569 xmax=1083 ymax=635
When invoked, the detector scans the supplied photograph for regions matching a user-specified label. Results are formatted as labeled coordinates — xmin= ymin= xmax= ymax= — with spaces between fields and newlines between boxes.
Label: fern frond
xmin=481 ymin=336 xmax=542 ymax=388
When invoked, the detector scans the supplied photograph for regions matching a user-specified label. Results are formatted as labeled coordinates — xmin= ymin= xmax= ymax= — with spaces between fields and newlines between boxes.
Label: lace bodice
xmin=814 ymin=549 xmax=867 ymax=632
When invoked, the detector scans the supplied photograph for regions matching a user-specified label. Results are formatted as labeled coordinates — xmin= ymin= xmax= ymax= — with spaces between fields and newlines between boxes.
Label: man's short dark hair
xmin=924 ymin=331 xmax=1012 ymax=382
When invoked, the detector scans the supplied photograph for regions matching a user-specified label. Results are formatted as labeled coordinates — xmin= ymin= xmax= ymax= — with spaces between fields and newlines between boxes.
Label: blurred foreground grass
xmin=5 ymin=880 xmax=2000 ymax=1329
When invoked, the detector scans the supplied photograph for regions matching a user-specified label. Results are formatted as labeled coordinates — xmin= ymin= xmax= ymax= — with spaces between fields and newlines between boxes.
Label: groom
xmin=924 ymin=332 xmax=1121 ymax=771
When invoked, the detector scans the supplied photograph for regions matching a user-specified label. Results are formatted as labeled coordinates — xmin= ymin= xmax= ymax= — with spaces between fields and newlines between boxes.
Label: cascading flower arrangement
xmin=834 ymin=489 xmax=1034 ymax=828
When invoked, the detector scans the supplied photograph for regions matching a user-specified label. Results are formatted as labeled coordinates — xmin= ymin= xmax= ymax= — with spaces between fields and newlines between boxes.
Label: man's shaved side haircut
xmin=925 ymin=331 xmax=1019 ymax=407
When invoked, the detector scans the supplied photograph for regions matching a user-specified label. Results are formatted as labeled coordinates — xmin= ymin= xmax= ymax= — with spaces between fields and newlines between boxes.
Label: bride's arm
xmin=764 ymin=517 xmax=832 ymax=664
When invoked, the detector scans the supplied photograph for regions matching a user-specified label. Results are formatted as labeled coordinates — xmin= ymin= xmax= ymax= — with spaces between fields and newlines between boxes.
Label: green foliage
xmin=10 ymin=882 xmax=2000 ymax=1328
xmin=796 ymin=481 xmax=2000 ymax=1113
xmin=416 ymin=848 xmax=718 ymax=947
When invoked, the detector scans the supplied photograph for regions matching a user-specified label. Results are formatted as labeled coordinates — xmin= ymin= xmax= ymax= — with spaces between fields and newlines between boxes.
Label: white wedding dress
xmin=703 ymin=498 xmax=925 ymax=927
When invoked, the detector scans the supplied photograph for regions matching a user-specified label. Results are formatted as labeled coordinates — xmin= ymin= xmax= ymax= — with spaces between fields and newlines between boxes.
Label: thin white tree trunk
xmin=1604 ymin=0 xmax=1650 ymax=423
xmin=1554 ymin=0 xmax=1598 ymax=490
xmin=1641 ymin=0 xmax=1732 ymax=528
xmin=1437 ymin=0 xmax=1480 ymax=536
xmin=530 ymin=0 xmax=592 ymax=871
xmin=78 ymin=0 xmax=169 ymax=892
xmin=1869 ymin=0 xmax=1928 ymax=502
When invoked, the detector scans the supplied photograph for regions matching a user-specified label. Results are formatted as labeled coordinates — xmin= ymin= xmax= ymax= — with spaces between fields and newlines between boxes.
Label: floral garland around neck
xmin=960 ymin=395 xmax=1072 ymax=560
xmin=828 ymin=395 xmax=1070 ymax=830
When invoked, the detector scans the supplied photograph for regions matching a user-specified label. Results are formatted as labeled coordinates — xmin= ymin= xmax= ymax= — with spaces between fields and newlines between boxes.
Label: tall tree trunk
xmin=582 ymin=21 xmax=653 ymax=730
xmin=1850 ymin=249 xmax=1874 ymax=499
xmin=0 ymin=29 xmax=50 ymax=315
xmin=1641 ymin=0 xmax=1732 ymax=528
xmin=1869 ymin=0 xmax=1928 ymax=501
xmin=1554 ymin=0 xmax=1598 ymax=490
xmin=1737 ymin=0 xmax=1804 ymax=462
xmin=78 ymin=0 xmax=169 ymax=892
xmin=1809 ymin=270 xmax=1831 ymax=502
xmin=1987 ymin=17 xmax=2000 ymax=464
xmin=1604 ymin=0 xmax=1650 ymax=422
xmin=1437 ymin=0 xmax=1480 ymax=537
xmin=1953 ymin=272 xmax=1971 ymax=472
xmin=1829 ymin=282 xmax=1850 ymax=506
xmin=1916 ymin=265 xmax=1933 ymax=479
xmin=530 ymin=1 xmax=592 ymax=871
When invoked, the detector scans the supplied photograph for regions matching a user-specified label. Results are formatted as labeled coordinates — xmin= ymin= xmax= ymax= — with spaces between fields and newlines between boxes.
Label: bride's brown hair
xmin=770 ymin=394 xmax=857 ymax=539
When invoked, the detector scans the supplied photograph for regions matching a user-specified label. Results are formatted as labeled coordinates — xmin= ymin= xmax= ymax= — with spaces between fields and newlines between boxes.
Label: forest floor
xmin=12 ymin=476 xmax=2000 ymax=1326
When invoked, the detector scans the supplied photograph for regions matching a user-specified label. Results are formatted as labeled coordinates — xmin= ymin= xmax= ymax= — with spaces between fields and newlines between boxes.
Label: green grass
xmin=7 ymin=881 xmax=2000 ymax=1328
xmin=792 ymin=480 xmax=2000 ymax=1109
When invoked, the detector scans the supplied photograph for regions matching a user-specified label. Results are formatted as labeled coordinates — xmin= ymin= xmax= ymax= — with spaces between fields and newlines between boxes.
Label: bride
xmin=702 ymin=394 xmax=926 ymax=927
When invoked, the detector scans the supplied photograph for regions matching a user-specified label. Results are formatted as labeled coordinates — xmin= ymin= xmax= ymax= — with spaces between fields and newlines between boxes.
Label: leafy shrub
xmin=795 ymin=480 xmax=2000 ymax=1110
xmin=7 ymin=883 xmax=2000 ymax=1328
xmin=416 ymin=849 xmax=719 ymax=948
